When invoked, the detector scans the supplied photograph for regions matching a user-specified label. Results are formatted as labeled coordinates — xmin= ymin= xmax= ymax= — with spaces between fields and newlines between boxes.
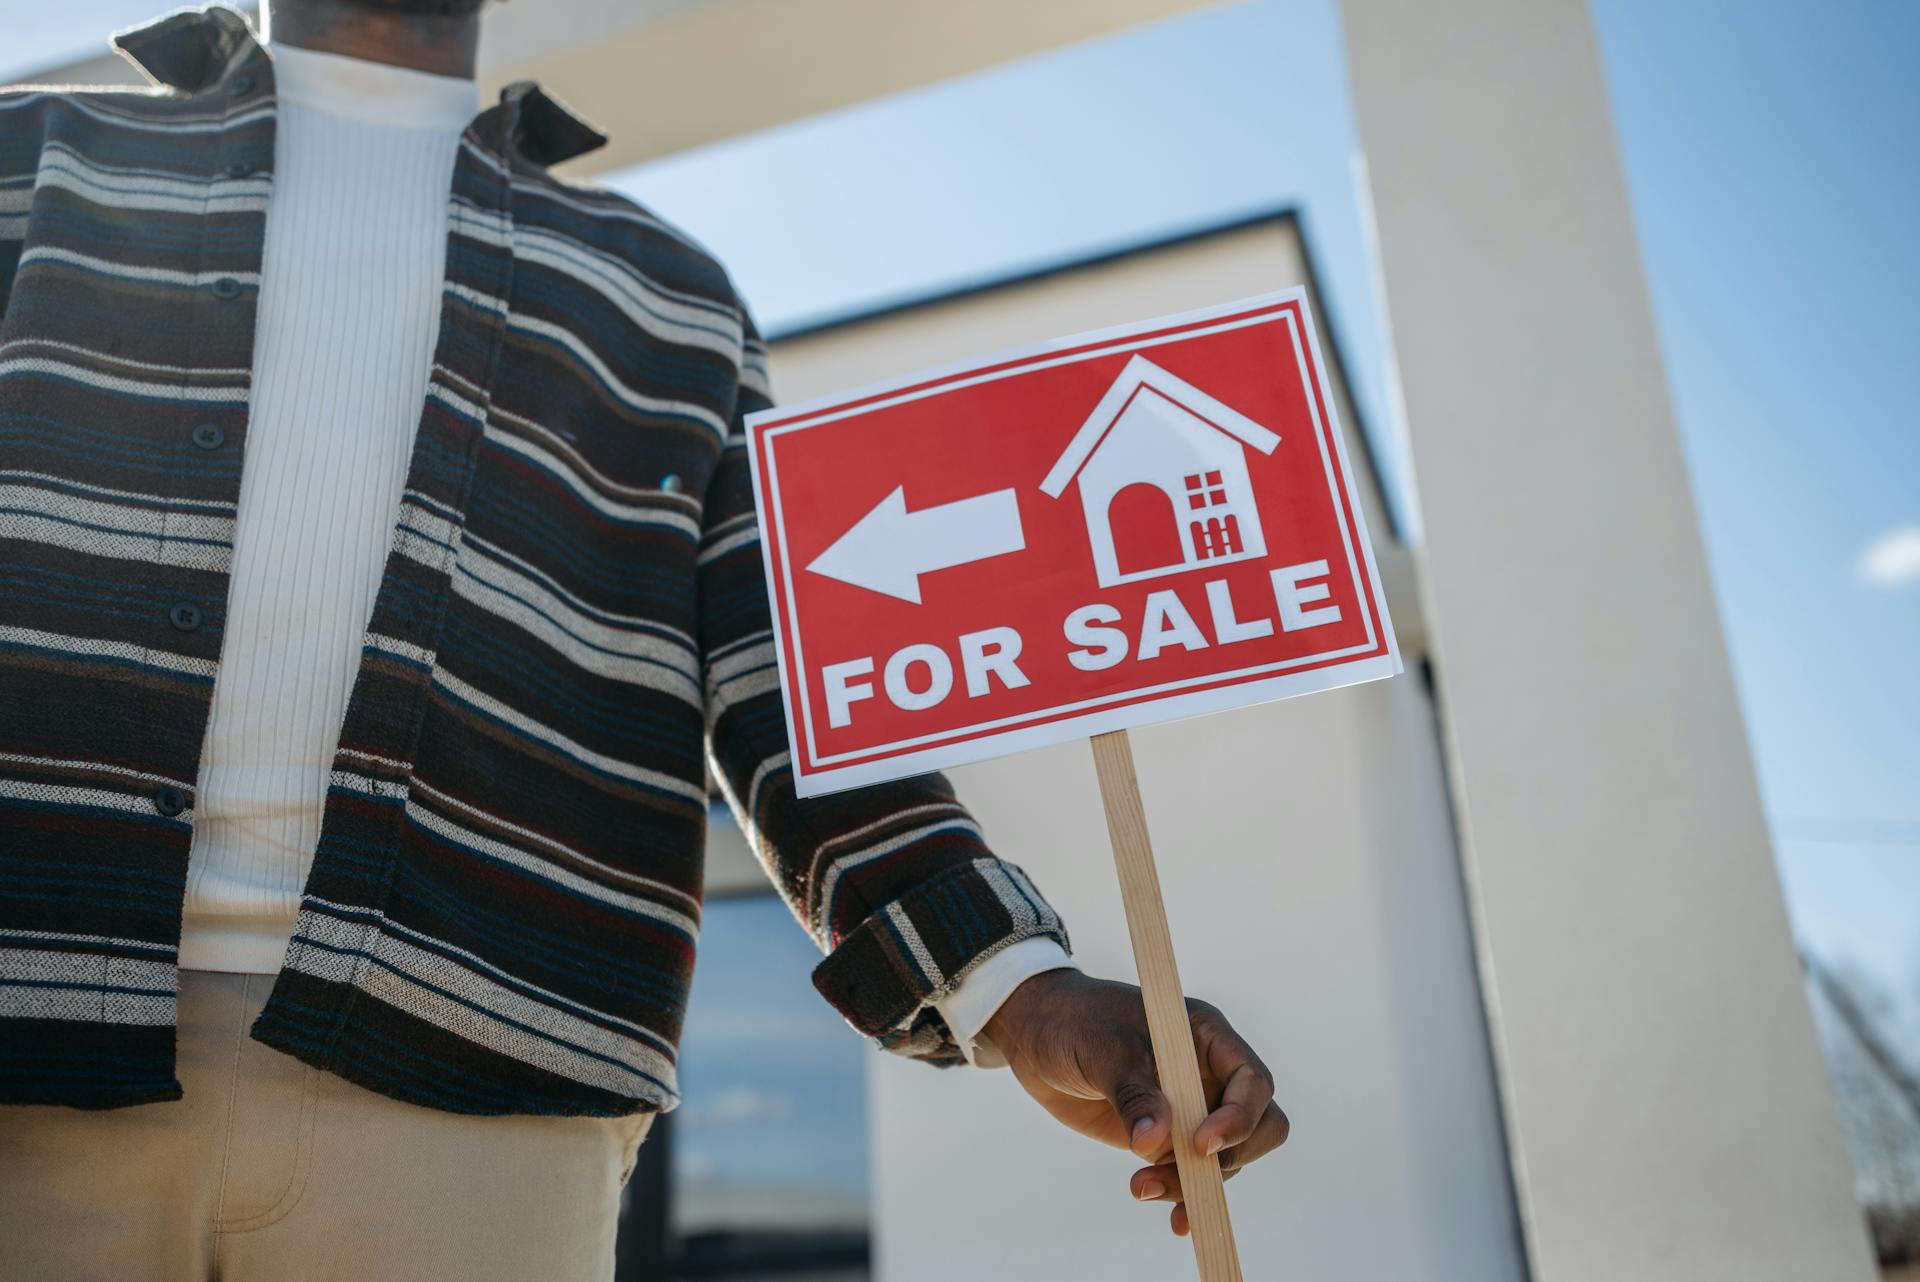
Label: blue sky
xmin=1587 ymin=0 xmax=1920 ymax=1032
xmin=607 ymin=1 xmax=1920 ymax=1046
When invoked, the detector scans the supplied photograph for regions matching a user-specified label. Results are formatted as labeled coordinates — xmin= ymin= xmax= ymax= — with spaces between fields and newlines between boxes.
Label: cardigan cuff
xmin=810 ymin=855 xmax=1070 ymax=1064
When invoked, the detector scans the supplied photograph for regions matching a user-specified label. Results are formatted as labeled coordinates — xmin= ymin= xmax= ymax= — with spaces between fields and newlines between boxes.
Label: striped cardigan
xmin=0 ymin=4 xmax=1068 ymax=1114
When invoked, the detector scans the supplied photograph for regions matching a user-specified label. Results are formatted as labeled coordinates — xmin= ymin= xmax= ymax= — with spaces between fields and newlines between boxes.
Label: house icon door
xmin=1040 ymin=356 xmax=1282 ymax=590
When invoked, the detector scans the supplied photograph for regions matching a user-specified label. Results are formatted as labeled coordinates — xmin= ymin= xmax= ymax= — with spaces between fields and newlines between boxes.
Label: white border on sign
xmin=745 ymin=287 xmax=1402 ymax=797
xmin=773 ymin=309 xmax=1380 ymax=770
xmin=777 ymin=309 xmax=1372 ymax=763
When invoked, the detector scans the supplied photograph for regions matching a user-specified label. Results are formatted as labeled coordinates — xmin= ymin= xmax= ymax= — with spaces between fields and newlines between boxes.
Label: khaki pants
xmin=0 ymin=968 xmax=654 ymax=1282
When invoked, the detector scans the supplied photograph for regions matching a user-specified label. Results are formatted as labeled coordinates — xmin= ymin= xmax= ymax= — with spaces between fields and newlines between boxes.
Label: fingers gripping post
xmin=1090 ymin=730 xmax=1244 ymax=1282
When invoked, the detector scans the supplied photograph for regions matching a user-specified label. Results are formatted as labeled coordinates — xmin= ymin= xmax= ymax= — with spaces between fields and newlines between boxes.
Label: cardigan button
xmin=660 ymin=473 xmax=683 ymax=493
xmin=153 ymin=786 xmax=188 ymax=818
xmin=225 ymin=159 xmax=256 ymax=178
xmin=211 ymin=277 xmax=242 ymax=301
xmin=230 ymin=74 xmax=256 ymax=97
xmin=169 ymin=602 xmax=202 ymax=631
xmin=191 ymin=422 xmax=226 ymax=450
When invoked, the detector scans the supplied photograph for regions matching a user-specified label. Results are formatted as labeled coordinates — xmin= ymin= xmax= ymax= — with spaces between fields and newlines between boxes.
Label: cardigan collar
xmin=109 ymin=3 xmax=608 ymax=167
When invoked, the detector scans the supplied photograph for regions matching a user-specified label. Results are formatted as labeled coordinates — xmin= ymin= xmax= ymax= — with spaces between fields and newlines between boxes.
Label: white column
xmin=1333 ymin=1 xmax=1875 ymax=1278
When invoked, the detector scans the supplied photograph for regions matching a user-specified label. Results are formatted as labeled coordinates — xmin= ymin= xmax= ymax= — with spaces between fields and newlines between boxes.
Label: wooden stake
xmin=1090 ymin=729 xmax=1244 ymax=1282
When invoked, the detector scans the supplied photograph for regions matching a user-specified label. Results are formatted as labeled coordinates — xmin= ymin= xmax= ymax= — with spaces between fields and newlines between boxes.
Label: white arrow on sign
xmin=806 ymin=486 xmax=1025 ymax=604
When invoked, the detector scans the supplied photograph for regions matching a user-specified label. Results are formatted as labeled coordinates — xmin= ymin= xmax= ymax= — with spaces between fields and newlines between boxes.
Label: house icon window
xmin=1185 ymin=471 xmax=1245 ymax=560
xmin=1041 ymin=356 xmax=1282 ymax=589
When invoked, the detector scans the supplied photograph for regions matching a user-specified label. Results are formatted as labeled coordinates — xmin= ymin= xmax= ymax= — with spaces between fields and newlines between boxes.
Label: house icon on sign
xmin=1040 ymin=355 xmax=1282 ymax=589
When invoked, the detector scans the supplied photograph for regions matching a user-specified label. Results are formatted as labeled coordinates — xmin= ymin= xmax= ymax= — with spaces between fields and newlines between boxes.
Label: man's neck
xmin=263 ymin=0 xmax=481 ymax=79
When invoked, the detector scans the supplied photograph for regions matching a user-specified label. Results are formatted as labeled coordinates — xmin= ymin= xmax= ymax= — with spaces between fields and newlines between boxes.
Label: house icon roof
xmin=1040 ymin=355 xmax=1281 ymax=498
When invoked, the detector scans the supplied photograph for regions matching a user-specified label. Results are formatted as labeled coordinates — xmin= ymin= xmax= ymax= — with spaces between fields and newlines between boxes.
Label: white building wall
xmin=769 ymin=220 xmax=1526 ymax=1282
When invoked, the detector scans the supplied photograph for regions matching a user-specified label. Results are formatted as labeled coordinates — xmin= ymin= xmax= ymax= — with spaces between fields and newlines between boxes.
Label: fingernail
xmin=1136 ymin=1179 xmax=1164 ymax=1202
xmin=1131 ymin=1116 xmax=1154 ymax=1145
xmin=1201 ymin=1134 xmax=1224 ymax=1157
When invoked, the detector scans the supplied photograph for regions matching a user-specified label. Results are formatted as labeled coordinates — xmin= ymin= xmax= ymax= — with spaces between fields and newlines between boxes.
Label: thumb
xmin=1103 ymin=1044 xmax=1171 ymax=1160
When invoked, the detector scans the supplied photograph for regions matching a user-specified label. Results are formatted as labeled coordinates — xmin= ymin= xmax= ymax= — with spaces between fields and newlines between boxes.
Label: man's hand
xmin=981 ymin=969 xmax=1288 ymax=1237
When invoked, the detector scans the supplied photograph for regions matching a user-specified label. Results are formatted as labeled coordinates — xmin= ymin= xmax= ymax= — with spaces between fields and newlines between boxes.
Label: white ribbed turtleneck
xmin=178 ymin=45 xmax=478 ymax=972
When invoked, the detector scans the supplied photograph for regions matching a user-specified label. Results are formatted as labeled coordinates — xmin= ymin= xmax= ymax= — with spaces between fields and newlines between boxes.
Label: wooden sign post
xmin=1093 ymin=729 xmax=1243 ymax=1282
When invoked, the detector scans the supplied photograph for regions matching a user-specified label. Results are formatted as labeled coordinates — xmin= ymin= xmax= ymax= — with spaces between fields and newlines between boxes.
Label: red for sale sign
xmin=746 ymin=290 xmax=1400 ymax=797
